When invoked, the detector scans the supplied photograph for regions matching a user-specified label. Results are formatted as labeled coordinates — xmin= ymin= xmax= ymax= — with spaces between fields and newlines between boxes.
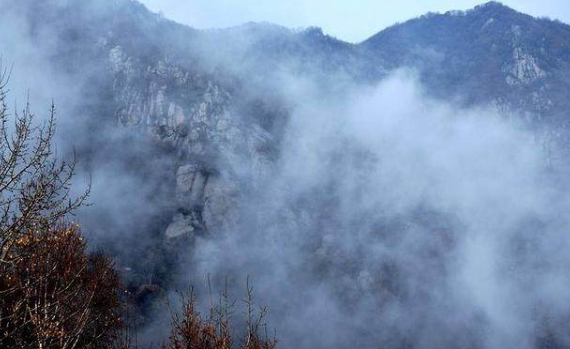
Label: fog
xmin=2 ymin=1 xmax=570 ymax=348
xmin=176 ymin=72 xmax=570 ymax=348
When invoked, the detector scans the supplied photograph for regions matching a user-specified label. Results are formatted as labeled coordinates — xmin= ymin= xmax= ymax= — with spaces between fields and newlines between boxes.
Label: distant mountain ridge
xmin=8 ymin=0 xmax=570 ymax=122
xmin=362 ymin=1 xmax=570 ymax=122
xmin=196 ymin=1 xmax=570 ymax=122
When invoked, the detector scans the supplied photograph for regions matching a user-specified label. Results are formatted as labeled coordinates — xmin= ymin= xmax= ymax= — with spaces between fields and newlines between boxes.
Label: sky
xmin=139 ymin=0 xmax=570 ymax=42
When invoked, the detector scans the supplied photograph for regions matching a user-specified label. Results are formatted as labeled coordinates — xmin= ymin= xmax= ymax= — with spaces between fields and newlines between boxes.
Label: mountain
xmin=4 ymin=0 xmax=570 ymax=297
xmin=362 ymin=1 xmax=570 ymax=123
xmin=2 ymin=1 xmax=570 ymax=347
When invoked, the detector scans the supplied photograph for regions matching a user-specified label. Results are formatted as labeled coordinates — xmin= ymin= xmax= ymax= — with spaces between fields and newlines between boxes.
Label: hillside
xmin=362 ymin=1 xmax=570 ymax=122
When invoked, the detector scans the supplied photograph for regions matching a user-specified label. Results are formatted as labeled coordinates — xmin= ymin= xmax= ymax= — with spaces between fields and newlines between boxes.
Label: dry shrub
xmin=164 ymin=281 xmax=277 ymax=349
xmin=0 ymin=224 xmax=124 ymax=349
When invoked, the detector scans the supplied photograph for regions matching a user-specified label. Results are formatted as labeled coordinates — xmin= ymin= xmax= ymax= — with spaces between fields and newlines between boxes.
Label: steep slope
xmin=362 ymin=2 xmax=570 ymax=123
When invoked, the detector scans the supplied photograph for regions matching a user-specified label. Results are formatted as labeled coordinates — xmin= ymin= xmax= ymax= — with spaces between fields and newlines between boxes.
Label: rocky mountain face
xmin=117 ymin=2 xmax=570 ymax=245
xmin=4 ymin=0 xmax=570 ymax=270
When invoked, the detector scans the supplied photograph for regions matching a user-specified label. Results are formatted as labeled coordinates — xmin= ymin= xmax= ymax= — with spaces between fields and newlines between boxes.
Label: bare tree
xmin=163 ymin=279 xmax=276 ymax=349
xmin=241 ymin=278 xmax=276 ymax=349
xmin=0 ymin=69 xmax=124 ymax=348
xmin=0 ymin=67 xmax=89 ymax=262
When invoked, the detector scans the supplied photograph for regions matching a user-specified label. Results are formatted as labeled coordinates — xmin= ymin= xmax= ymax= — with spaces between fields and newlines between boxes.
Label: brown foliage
xmin=0 ymin=70 xmax=122 ymax=348
xmin=166 ymin=290 xmax=232 ymax=349
xmin=0 ymin=224 xmax=124 ymax=349
xmin=164 ymin=281 xmax=277 ymax=349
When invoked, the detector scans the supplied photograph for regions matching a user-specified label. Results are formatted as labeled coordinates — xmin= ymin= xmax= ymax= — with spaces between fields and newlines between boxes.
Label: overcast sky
xmin=139 ymin=0 xmax=570 ymax=42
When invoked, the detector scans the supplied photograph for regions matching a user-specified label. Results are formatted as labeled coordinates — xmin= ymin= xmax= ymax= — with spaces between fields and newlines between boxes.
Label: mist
xmin=2 ymin=1 xmax=570 ymax=348
xmin=173 ymin=72 xmax=570 ymax=349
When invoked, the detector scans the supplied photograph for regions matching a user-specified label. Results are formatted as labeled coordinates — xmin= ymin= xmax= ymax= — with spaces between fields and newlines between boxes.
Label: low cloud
xmin=164 ymin=71 xmax=570 ymax=348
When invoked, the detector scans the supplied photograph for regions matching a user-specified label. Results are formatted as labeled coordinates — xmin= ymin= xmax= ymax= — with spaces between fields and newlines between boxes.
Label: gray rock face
xmin=503 ymin=25 xmax=546 ymax=86
xmin=165 ymin=214 xmax=195 ymax=239
xmin=164 ymin=165 xmax=209 ymax=239
xmin=107 ymin=43 xmax=276 ymax=240
xmin=166 ymin=163 xmax=241 ymax=238
xmin=175 ymin=165 xmax=209 ymax=208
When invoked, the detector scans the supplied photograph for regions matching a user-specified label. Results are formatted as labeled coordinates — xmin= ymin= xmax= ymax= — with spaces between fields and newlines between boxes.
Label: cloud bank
xmin=166 ymin=72 xmax=570 ymax=349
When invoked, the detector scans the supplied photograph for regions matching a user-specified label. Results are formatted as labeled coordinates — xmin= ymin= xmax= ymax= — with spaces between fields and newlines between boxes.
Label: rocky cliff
xmin=5 ymin=0 xmax=570 ymax=258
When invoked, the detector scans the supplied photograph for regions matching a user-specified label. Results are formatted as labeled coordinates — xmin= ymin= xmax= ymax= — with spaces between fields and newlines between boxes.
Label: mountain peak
xmin=477 ymin=1 xmax=508 ymax=8
xmin=439 ymin=2 xmax=521 ymax=20
xmin=473 ymin=1 xmax=519 ymax=15
xmin=301 ymin=26 xmax=326 ymax=39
